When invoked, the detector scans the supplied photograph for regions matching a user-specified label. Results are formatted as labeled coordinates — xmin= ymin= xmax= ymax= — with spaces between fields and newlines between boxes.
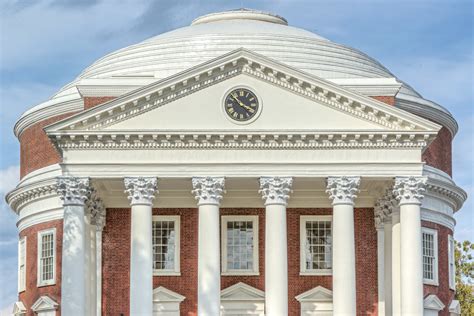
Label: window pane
xmin=39 ymin=232 xmax=54 ymax=283
xmin=304 ymin=220 xmax=332 ymax=271
xmin=152 ymin=220 xmax=176 ymax=270
xmin=226 ymin=220 xmax=254 ymax=270
xmin=422 ymin=232 xmax=435 ymax=281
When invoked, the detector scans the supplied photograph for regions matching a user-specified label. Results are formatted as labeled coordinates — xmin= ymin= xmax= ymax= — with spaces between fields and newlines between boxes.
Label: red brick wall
xmin=84 ymin=97 xmax=116 ymax=110
xmin=422 ymin=127 xmax=453 ymax=176
xmin=19 ymin=113 xmax=77 ymax=179
xmin=370 ymin=96 xmax=395 ymax=106
xmin=18 ymin=219 xmax=63 ymax=316
xmin=422 ymin=221 xmax=455 ymax=316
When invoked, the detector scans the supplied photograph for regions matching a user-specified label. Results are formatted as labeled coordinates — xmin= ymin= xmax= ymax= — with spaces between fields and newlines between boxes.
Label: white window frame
xmin=422 ymin=227 xmax=438 ymax=286
xmin=37 ymin=228 xmax=56 ymax=287
xmin=221 ymin=215 xmax=259 ymax=275
xmin=152 ymin=215 xmax=180 ymax=276
xmin=300 ymin=215 xmax=333 ymax=276
xmin=448 ymin=235 xmax=455 ymax=290
xmin=18 ymin=236 xmax=26 ymax=292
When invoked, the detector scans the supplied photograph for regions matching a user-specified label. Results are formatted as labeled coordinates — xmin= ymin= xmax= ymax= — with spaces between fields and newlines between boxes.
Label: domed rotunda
xmin=8 ymin=9 xmax=465 ymax=316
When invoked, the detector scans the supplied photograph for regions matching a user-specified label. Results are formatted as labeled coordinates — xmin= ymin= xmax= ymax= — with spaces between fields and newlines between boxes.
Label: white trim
xmin=37 ymin=228 xmax=56 ymax=287
xmin=152 ymin=215 xmax=181 ymax=276
xmin=18 ymin=236 xmax=26 ymax=293
xmin=424 ymin=294 xmax=445 ymax=311
xmin=422 ymin=227 xmax=439 ymax=286
xmin=300 ymin=215 xmax=333 ymax=276
xmin=31 ymin=295 xmax=59 ymax=312
xmin=449 ymin=299 xmax=461 ymax=315
xmin=221 ymin=215 xmax=259 ymax=275
xmin=448 ymin=234 xmax=455 ymax=290
xmin=12 ymin=301 xmax=27 ymax=316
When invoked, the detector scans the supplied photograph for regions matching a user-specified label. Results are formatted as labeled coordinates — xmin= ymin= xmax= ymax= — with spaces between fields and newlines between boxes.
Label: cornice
xmin=48 ymin=130 xmax=434 ymax=151
xmin=45 ymin=49 xmax=441 ymax=135
xmin=6 ymin=179 xmax=58 ymax=212
xmin=396 ymin=96 xmax=458 ymax=137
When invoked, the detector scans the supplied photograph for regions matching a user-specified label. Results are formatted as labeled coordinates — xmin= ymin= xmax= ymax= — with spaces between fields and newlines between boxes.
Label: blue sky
xmin=0 ymin=0 xmax=472 ymax=313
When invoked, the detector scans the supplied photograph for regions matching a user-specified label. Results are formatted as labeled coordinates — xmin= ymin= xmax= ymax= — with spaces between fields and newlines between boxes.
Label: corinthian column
xmin=393 ymin=176 xmax=427 ymax=315
xmin=124 ymin=177 xmax=158 ymax=316
xmin=192 ymin=177 xmax=225 ymax=316
xmin=57 ymin=176 xmax=90 ymax=316
xmin=326 ymin=176 xmax=360 ymax=316
xmin=259 ymin=176 xmax=293 ymax=316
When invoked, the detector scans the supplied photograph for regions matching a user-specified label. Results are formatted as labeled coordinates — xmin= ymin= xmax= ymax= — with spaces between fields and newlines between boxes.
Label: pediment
xmin=424 ymin=294 xmax=445 ymax=311
xmin=12 ymin=301 xmax=26 ymax=315
xmin=295 ymin=286 xmax=333 ymax=302
xmin=449 ymin=299 xmax=461 ymax=314
xmin=46 ymin=48 xmax=440 ymax=151
xmin=31 ymin=296 xmax=58 ymax=312
xmin=153 ymin=286 xmax=185 ymax=302
xmin=221 ymin=282 xmax=265 ymax=301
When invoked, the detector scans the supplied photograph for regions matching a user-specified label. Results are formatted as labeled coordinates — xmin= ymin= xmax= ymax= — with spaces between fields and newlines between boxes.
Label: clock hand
xmin=231 ymin=94 xmax=253 ymax=111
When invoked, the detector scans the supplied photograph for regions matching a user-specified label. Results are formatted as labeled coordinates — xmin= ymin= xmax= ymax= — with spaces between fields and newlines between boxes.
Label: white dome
xmin=58 ymin=9 xmax=395 ymax=96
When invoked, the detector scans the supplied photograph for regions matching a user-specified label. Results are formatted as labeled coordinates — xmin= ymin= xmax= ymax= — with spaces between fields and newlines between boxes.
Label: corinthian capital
xmin=192 ymin=177 xmax=225 ymax=206
xmin=259 ymin=177 xmax=293 ymax=206
xmin=57 ymin=176 xmax=90 ymax=206
xmin=393 ymin=176 xmax=427 ymax=205
xmin=326 ymin=176 xmax=360 ymax=205
xmin=124 ymin=177 xmax=158 ymax=206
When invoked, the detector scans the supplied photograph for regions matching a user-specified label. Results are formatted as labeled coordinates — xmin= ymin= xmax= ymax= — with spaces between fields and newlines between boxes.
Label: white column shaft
xmin=400 ymin=203 xmax=424 ymax=315
xmin=392 ymin=212 xmax=401 ymax=316
xmin=90 ymin=226 xmax=97 ymax=316
xmin=198 ymin=204 xmax=221 ymax=316
xmin=383 ymin=222 xmax=392 ymax=315
xmin=96 ymin=230 xmax=103 ymax=316
xmin=332 ymin=203 xmax=357 ymax=315
xmin=61 ymin=204 xmax=87 ymax=315
xmin=84 ymin=218 xmax=92 ymax=316
xmin=265 ymin=204 xmax=288 ymax=316
xmin=130 ymin=204 xmax=153 ymax=315
xmin=377 ymin=228 xmax=385 ymax=316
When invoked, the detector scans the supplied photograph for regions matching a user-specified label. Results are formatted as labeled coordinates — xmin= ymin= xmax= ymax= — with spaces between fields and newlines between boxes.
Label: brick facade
xmin=18 ymin=219 xmax=63 ymax=316
xmin=101 ymin=208 xmax=378 ymax=316
xmin=84 ymin=96 xmax=116 ymax=110
xmin=422 ymin=127 xmax=453 ymax=176
xmin=422 ymin=221 xmax=455 ymax=316
xmin=370 ymin=96 xmax=396 ymax=106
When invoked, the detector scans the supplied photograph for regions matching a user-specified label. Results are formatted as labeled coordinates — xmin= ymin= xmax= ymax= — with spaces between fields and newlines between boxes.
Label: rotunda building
xmin=8 ymin=9 xmax=466 ymax=316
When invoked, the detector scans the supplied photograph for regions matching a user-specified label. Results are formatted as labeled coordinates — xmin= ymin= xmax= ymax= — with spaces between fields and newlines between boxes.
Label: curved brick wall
xmin=18 ymin=219 xmax=63 ymax=316
xmin=422 ymin=221 xmax=455 ymax=316
xmin=19 ymin=113 xmax=76 ymax=179
xmin=422 ymin=127 xmax=453 ymax=176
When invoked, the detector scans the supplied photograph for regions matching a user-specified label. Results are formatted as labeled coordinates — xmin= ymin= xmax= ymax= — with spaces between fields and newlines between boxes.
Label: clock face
xmin=224 ymin=88 xmax=259 ymax=122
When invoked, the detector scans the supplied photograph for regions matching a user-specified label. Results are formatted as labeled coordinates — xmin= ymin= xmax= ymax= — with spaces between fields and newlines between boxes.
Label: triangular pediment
xmin=449 ymin=299 xmax=461 ymax=314
xmin=221 ymin=282 xmax=265 ymax=301
xmin=12 ymin=301 xmax=26 ymax=315
xmin=153 ymin=286 xmax=185 ymax=302
xmin=45 ymin=48 xmax=440 ymax=151
xmin=424 ymin=294 xmax=445 ymax=311
xmin=295 ymin=286 xmax=333 ymax=302
xmin=31 ymin=296 xmax=58 ymax=312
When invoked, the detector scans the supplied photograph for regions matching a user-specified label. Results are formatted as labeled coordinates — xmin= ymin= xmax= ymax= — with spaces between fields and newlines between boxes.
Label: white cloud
xmin=0 ymin=165 xmax=20 ymax=195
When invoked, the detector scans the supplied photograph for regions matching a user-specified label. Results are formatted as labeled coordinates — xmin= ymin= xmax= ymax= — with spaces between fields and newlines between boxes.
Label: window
xmin=152 ymin=216 xmax=180 ymax=275
xmin=448 ymin=235 xmax=455 ymax=289
xmin=18 ymin=237 xmax=26 ymax=292
xmin=422 ymin=227 xmax=438 ymax=285
xmin=37 ymin=229 xmax=56 ymax=286
xmin=221 ymin=216 xmax=259 ymax=275
xmin=300 ymin=216 xmax=332 ymax=275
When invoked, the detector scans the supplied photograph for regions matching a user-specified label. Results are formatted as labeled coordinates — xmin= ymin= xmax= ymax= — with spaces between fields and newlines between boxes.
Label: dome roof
xmin=17 ymin=9 xmax=457 ymax=137
xmin=56 ymin=9 xmax=395 ymax=96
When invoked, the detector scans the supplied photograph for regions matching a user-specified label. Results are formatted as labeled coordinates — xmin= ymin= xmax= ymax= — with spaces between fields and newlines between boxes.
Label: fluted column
xmin=57 ymin=176 xmax=90 ymax=316
xmin=326 ymin=176 xmax=360 ymax=316
xmin=125 ymin=177 xmax=158 ymax=316
xmin=259 ymin=176 xmax=293 ymax=316
xmin=393 ymin=176 xmax=427 ymax=315
xmin=192 ymin=177 xmax=225 ymax=316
